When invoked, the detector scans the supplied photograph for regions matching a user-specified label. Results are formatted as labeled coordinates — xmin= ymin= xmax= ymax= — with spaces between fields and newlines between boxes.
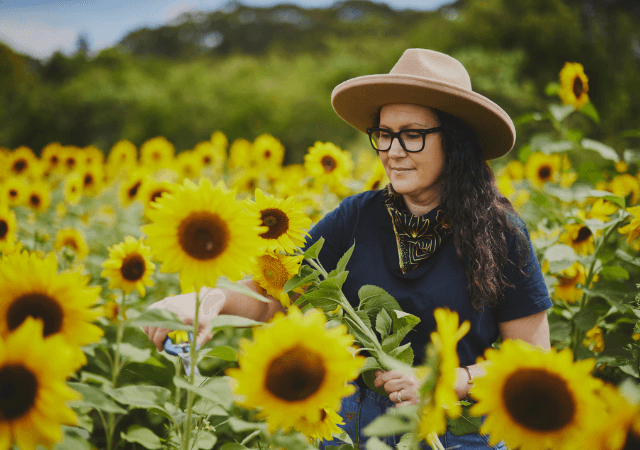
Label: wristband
xmin=462 ymin=365 xmax=474 ymax=385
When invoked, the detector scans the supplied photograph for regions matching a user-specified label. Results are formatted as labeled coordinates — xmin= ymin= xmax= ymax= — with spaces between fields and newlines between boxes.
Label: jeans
xmin=319 ymin=380 xmax=507 ymax=450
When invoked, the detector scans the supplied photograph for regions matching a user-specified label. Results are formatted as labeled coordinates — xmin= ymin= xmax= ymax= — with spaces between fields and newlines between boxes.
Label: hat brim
xmin=331 ymin=74 xmax=515 ymax=160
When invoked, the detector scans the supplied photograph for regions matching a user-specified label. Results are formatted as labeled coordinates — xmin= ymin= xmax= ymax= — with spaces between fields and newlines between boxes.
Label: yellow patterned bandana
xmin=382 ymin=184 xmax=452 ymax=273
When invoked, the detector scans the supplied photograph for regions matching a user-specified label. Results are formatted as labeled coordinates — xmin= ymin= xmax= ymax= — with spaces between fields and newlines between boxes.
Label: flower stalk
xmin=182 ymin=288 xmax=201 ymax=450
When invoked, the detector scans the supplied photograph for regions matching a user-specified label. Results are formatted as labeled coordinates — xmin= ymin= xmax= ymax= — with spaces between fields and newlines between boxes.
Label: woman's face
xmin=378 ymin=103 xmax=446 ymax=204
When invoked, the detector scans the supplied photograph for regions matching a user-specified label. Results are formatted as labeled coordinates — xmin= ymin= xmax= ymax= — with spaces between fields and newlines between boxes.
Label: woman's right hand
xmin=143 ymin=287 xmax=227 ymax=352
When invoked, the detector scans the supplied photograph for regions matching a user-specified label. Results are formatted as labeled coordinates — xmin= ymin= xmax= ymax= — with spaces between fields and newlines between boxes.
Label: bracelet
xmin=462 ymin=366 xmax=473 ymax=385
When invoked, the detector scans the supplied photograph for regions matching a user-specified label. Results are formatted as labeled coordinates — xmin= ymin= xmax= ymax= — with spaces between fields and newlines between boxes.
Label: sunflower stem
xmin=106 ymin=291 xmax=127 ymax=449
xmin=182 ymin=287 xmax=201 ymax=450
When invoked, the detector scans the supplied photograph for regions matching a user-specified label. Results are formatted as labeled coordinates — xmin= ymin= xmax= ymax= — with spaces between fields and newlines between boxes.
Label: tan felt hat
xmin=331 ymin=48 xmax=516 ymax=160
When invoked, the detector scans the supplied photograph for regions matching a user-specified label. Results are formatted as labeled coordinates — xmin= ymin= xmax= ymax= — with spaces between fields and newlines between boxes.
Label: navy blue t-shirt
xmin=305 ymin=189 xmax=552 ymax=366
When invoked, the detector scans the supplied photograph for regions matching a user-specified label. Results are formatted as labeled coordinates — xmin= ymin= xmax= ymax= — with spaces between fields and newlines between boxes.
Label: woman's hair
xmin=435 ymin=110 xmax=527 ymax=310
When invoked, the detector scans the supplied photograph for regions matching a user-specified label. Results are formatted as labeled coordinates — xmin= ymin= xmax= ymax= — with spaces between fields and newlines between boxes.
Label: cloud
xmin=0 ymin=16 xmax=78 ymax=59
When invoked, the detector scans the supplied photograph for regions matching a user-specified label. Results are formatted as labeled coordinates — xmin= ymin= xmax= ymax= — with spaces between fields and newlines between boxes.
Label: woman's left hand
xmin=373 ymin=369 xmax=420 ymax=407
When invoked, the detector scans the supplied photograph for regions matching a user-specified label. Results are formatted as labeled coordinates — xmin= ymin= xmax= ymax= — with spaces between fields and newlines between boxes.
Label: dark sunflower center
xmin=260 ymin=209 xmax=289 ymax=240
xmin=502 ymin=368 xmax=575 ymax=432
xmin=538 ymin=165 xmax=552 ymax=180
xmin=152 ymin=151 xmax=161 ymax=161
xmin=321 ymin=156 xmax=336 ymax=172
xmin=622 ymin=425 xmax=640 ymax=450
xmin=7 ymin=293 xmax=64 ymax=337
xmin=371 ymin=180 xmax=380 ymax=190
xmin=575 ymin=226 xmax=592 ymax=244
xmin=573 ymin=77 xmax=584 ymax=99
xmin=84 ymin=174 xmax=93 ymax=187
xmin=177 ymin=211 xmax=229 ymax=260
xmin=50 ymin=155 xmax=59 ymax=164
xmin=128 ymin=181 xmax=141 ymax=199
xmin=203 ymin=156 xmax=211 ymax=164
xmin=12 ymin=159 xmax=27 ymax=173
xmin=264 ymin=150 xmax=272 ymax=158
xmin=264 ymin=346 xmax=326 ymax=402
xmin=121 ymin=253 xmax=146 ymax=281
xmin=0 ymin=220 xmax=8 ymax=239
xmin=9 ymin=189 xmax=18 ymax=198
xmin=150 ymin=190 xmax=167 ymax=203
xmin=320 ymin=409 xmax=327 ymax=421
xmin=63 ymin=238 xmax=78 ymax=250
xmin=66 ymin=157 xmax=76 ymax=168
xmin=30 ymin=195 xmax=41 ymax=207
xmin=0 ymin=364 xmax=38 ymax=421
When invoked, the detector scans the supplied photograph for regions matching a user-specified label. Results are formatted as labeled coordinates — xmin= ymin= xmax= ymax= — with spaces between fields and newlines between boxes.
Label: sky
xmin=0 ymin=0 xmax=454 ymax=60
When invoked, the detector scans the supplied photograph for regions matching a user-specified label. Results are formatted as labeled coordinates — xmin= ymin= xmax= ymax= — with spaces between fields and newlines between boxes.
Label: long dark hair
xmin=435 ymin=110 xmax=527 ymax=310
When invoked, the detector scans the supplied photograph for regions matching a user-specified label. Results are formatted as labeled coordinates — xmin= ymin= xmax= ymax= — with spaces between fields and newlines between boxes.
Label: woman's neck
xmin=401 ymin=192 xmax=439 ymax=216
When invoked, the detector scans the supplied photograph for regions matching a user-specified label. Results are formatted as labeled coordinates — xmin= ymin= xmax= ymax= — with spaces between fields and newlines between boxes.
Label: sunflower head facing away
xmin=0 ymin=317 xmax=81 ymax=450
xmin=227 ymin=306 xmax=364 ymax=433
xmin=0 ymin=251 xmax=103 ymax=369
xmin=246 ymin=188 xmax=312 ymax=254
xmin=141 ymin=178 xmax=267 ymax=292
xmin=101 ymin=236 xmax=156 ymax=297
xmin=470 ymin=339 xmax=603 ymax=450
xmin=558 ymin=62 xmax=589 ymax=110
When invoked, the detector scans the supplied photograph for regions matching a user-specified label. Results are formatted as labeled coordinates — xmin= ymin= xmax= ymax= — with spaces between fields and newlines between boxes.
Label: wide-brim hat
xmin=331 ymin=48 xmax=515 ymax=160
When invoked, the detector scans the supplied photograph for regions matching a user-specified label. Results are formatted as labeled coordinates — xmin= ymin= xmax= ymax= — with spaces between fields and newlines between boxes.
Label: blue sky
xmin=0 ymin=0 xmax=454 ymax=60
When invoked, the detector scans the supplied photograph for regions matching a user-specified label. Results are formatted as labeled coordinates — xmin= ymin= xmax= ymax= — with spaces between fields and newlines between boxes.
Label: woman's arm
xmin=454 ymin=310 xmax=551 ymax=398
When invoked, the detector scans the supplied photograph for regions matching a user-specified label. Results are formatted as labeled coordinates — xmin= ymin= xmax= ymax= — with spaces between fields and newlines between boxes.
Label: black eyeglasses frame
xmin=366 ymin=126 xmax=444 ymax=153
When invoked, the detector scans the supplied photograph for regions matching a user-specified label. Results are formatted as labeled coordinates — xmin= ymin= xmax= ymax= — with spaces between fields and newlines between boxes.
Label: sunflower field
xmin=0 ymin=62 xmax=640 ymax=450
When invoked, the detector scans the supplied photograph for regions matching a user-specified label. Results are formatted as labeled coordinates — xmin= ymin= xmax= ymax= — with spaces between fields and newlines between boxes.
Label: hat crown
xmin=390 ymin=49 xmax=472 ymax=90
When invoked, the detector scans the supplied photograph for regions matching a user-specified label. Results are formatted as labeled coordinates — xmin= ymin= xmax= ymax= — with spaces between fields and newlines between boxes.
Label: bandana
xmin=382 ymin=184 xmax=452 ymax=273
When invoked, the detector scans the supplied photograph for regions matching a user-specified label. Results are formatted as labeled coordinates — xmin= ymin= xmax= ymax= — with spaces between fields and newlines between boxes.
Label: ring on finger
xmin=397 ymin=390 xmax=403 ymax=403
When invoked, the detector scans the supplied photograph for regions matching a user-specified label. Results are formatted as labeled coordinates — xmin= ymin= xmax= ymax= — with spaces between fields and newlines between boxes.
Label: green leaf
xmin=599 ymin=265 xmax=630 ymax=281
xmin=615 ymin=249 xmax=640 ymax=267
xmin=355 ymin=310 xmax=372 ymax=328
xmin=209 ymin=315 xmax=263 ymax=330
xmin=120 ymin=425 xmax=162 ymax=449
xmin=193 ymin=432 xmax=217 ymax=450
xmin=216 ymin=276 xmax=271 ymax=303
xmin=106 ymin=385 xmax=171 ymax=409
xmin=118 ymin=343 xmax=152 ymax=363
xmin=585 ymin=190 xmax=625 ymax=208
xmin=365 ymin=437 xmax=395 ymax=450
xmin=580 ymin=101 xmax=600 ymax=124
xmin=362 ymin=415 xmax=412 ymax=437
xmin=362 ymin=369 xmax=389 ymax=397
xmin=147 ymin=406 xmax=186 ymax=426
xmin=129 ymin=308 xmax=193 ymax=331
xmin=541 ymin=140 xmax=574 ymax=154
xmin=581 ymin=139 xmax=619 ymax=161
xmin=299 ymin=287 xmax=341 ymax=312
xmin=228 ymin=416 xmax=264 ymax=432
xmin=392 ymin=311 xmax=420 ymax=334
xmin=173 ymin=376 xmax=226 ymax=405
xmin=390 ymin=343 xmax=414 ymax=366
xmin=548 ymin=313 xmax=572 ymax=344
xmin=549 ymin=104 xmax=574 ymax=122
xmin=358 ymin=285 xmax=401 ymax=324
xmin=573 ymin=308 xmax=599 ymax=331
xmin=544 ymin=244 xmax=578 ymax=273
xmin=361 ymin=356 xmax=382 ymax=373
xmin=67 ymin=382 xmax=127 ymax=414
xmin=382 ymin=324 xmax=415 ymax=353
xmin=326 ymin=445 xmax=358 ymax=450
xmin=220 ymin=444 xmax=248 ymax=450
xmin=304 ymin=237 xmax=324 ymax=259
xmin=376 ymin=309 xmax=393 ymax=341
xmin=55 ymin=427 xmax=92 ymax=450
xmin=545 ymin=81 xmax=560 ymax=96
xmin=324 ymin=271 xmax=349 ymax=289
xmin=582 ymin=288 xmax=634 ymax=313
xmin=446 ymin=404 xmax=482 ymax=436
xmin=200 ymin=345 xmax=237 ymax=362
xmin=283 ymin=269 xmax=319 ymax=294
xmin=334 ymin=242 xmax=355 ymax=274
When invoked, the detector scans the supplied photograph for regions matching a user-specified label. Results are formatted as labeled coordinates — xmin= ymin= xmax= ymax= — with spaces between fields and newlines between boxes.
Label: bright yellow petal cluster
xmin=141 ymin=178 xmax=266 ymax=292
xmin=140 ymin=136 xmax=175 ymax=171
xmin=587 ymin=199 xmax=618 ymax=222
xmin=553 ymin=261 xmax=592 ymax=303
xmin=558 ymin=62 xmax=590 ymax=110
xmin=559 ymin=223 xmax=595 ymax=256
xmin=293 ymin=407 xmax=345 ymax=441
xmin=0 ymin=251 xmax=103 ymax=369
xmin=525 ymin=152 xmax=561 ymax=188
xmin=54 ymin=228 xmax=89 ymax=261
xmin=618 ymin=206 xmax=640 ymax=248
xmin=589 ymin=384 xmax=640 ymax=450
xmin=101 ymin=236 xmax=156 ymax=297
xmin=253 ymin=251 xmax=304 ymax=308
xmin=227 ymin=306 xmax=364 ymax=433
xmin=470 ymin=339 xmax=602 ymax=450
xmin=609 ymin=174 xmax=640 ymax=205
xmin=0 ymin=205 xmax=18 ymax=254
xmin=418 ymin=308 xmax=470 ymax=439
xmin=304 ymin=141 xmax=353 ymax=186
xmin=582 ymin=324 xmax=604 ymax=353
xmin=0 ymin=317 xmax=81 ymax=450
xmin=363 ymin=159 xmax=390 ymax=191
xmin=253 ymin=133 xmax=285 ymax=168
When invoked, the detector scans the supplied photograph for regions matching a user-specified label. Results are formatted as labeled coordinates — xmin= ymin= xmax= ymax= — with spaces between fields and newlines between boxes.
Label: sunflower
xmin=54 ymin=228 xmax=89 ymax=261
xmin=40 ymin=142 xmax=64 ymax=175
xmin=582 ymin=324 xmax=604 ymax=353
xmin=293 ymin=407 xmax=345 ymax=441
xmin=140 ymin=136 xmax=175 ymax=172
xmin=106 ymin=140 xmax=138 ymax=180
xmin=119 ymin=170 xmax=148 ymax=207
xmin=619 ymin=206 xmax=640 ymax=251
xmin=552 ymin=261 xmax=595 ymax=304
xmin=304 ymin=141 xmax=353 ymax=186
xmin=559 ymin=223 xmax=596 ymax=255
xmin=253 ymin=252 xmax=303 ymax=308
xmin=175 ymin=150 xmax=203 ymax=180
xmin=227 ymin=306 xmax=364 ymax=433
xmin=78 ymin=163 xmax=105 ymax=197
xmin=228 ymin=138 xmax=253 ymax=170
xmin=273 ymin=163 xmax=309 ymax=198
xmin=81 ymin=145 xmax=104 ymax=167
xmin=0 ymin=251 xmax=103 ymax=368
xmin=610 ymin=174 xmax=640 ymax=206
xmin=363 ymin=159 xmax=390 ymax=191
xmin=210 ymin=130 xmax=228 ymax=152
xmin=245 ymin=188 xmax=312 ymax=253
xmin=60 ymin=146 xmax=83 ymax=173
xmin=101 ymin=236 xmax=156 ymax=297
xmin=141 ymin=178 xmax=266 ymax=292
xmin=2 ymin=177 xmax=25 ymax=207
xmin=252 ymin=133 xmax=285 ymax=168
xmin=25 ymin=182 xmax=51 ymax=214
xmin=587 ymin=199 xmax=618 ymax=222
xmin=230 ymin=167 xmax=269 ymax=197
xmin=590 ymin=385 xmax=640 ymax=450
xmin=525 ymin=152 xmax=561 ymax=188
xmin=470 ymin=339 xmax=602 ymax=450
xmin=8 ymin=146 xmax=37 ymax=178
xmin=137 ymin=178 xmax=178 ymax=217
xmin=194 ymin=140 xmax=225 ymax=173
xmin=64 ymin=172 xmax=84 ymax=206
xmin=0 ymin=317 xmax=81 ymax=450
xmin=0 ymin=206 xmax=17 ymax=254
xmin=418 ymin=308 xmax=470 ymax=439
xmin=558 ymin=62 xmax=590 ymax=110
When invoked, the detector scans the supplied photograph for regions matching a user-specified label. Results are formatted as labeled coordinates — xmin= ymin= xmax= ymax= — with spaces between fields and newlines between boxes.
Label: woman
xmin=143 ymin=49 xmax=551 ymax=450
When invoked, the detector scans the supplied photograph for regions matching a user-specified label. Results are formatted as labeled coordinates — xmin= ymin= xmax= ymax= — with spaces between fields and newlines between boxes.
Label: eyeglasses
xmin=366 ymin=126 xmax=443 ymax=152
